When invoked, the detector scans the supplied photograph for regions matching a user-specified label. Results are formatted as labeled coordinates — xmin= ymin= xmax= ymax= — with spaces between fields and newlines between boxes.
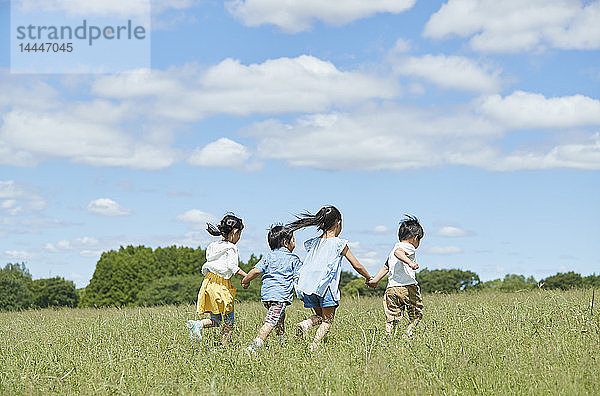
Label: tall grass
xmin=1 ymin=289 xmax=598 ymax=395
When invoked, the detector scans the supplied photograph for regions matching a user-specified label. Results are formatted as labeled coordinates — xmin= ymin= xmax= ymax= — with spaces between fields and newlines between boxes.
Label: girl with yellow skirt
xmin=186 ymin=214 xmax=247 ymax=345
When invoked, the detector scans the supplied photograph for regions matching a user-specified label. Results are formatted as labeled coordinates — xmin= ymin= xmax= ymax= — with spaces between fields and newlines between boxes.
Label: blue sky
xmin=1 ymin=0 xmax=599 ymax=287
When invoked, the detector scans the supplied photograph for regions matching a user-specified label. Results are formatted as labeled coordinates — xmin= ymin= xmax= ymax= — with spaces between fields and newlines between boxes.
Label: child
xmin=241 ymin=225 xmax=302 ymax=353
xmin=186 ymin=214 xmax=248 ymax=345
xmin=288 ymin=205 xmax=372 ymax=351
xmin=368 ymin=215 xmax=424 ymax=338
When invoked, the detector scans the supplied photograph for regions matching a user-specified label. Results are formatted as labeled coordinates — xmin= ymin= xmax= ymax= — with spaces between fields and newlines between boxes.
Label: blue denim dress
xmin=297 ymin=236 xmax=348 ymax=303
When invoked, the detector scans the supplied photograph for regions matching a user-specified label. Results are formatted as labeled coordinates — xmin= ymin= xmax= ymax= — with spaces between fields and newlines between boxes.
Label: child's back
xmin=297 ymin=236 xmax=347 ymax=299
xmin=257 ymin=247 xmax=301 ymax=303
xmin=386 ymin=241 xmax=417 ymax=287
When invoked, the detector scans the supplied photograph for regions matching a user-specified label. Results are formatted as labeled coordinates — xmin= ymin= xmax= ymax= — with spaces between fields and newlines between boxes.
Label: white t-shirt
xmin=386 ymin=241 xmax=418 ymax=287
xmin=201 ymin=241 xmax=240 ymax=279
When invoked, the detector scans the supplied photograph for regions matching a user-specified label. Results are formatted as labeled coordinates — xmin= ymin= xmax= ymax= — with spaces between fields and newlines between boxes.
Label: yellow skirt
xmin=197 ymin=272 xmax=236 ymax=315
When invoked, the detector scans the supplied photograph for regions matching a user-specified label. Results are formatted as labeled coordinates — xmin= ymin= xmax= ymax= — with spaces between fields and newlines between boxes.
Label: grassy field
xmin=1 ymin=289 xmax=598 ymax=395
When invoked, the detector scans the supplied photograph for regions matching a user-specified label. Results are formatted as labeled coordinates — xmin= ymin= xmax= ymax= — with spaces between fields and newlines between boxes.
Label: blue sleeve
xmin=254 ymin=256 xmax=267 ymax=273
xmin=291 ymin=254 xmax=303 ymax=278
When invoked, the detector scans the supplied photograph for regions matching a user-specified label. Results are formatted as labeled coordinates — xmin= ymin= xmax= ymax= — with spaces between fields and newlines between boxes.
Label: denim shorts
xmin=302 ymin=288 xmax=339 ymax=308
xmin=210 ymin=311 xmax=235 ymax=326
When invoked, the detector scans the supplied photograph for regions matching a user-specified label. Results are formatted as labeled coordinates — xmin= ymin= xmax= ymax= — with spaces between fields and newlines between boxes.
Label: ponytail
xmin=206 ymin=213 xmax=244 ymax=238
xmin=287 ymin=205 xmax=342 ymax=232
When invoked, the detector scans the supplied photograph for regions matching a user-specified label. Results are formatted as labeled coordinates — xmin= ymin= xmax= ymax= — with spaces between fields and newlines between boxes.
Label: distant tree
xmin=583 ymin=274 xmax=600 ymax=288
xmin=542 ymin=272 xmax=583 ymax=290
xmin=482 ymin=274 xmax=537 ymax=292
xmin=29 ymin=277 xmax=79 ymax=308
xmin=136 ymin=275 xmax=203 ymax=306
xmin=417 ymin=268 xmax=480 ymax=293
xmin=239 ymin=254 xmax=262 ymax=274
xmin=0 ymin=263 xmax=33 ymax=311
xmin=339 ymin=271 xmax=358 ymax=290
xmin=341 ymin=277 xmax=387 ymax=297
xmin=81 ymin=245 xmax=206 ymax=307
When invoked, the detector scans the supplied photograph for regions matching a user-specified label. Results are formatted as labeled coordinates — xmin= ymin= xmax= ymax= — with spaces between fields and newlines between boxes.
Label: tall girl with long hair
xmin=287 ymin=205 xmax=372 ymax=351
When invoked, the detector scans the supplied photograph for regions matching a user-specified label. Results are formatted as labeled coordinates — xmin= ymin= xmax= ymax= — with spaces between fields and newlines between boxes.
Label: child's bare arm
xmin=242 ymin=268 xmax=261 ymax=285
xmin=394 ymin=248 xmax=418 ymax=270
xmin=342 ymin=246 xmax=371 ymax=279
xmin=236 ymin=268 xmax=248 ymax=279
xmin=371 ymin=264 xmax=389 ymax=283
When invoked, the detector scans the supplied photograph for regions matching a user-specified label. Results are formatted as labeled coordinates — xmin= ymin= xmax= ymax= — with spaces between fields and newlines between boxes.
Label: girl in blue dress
xmin=287 ymin=205 xmax=372 ymax=351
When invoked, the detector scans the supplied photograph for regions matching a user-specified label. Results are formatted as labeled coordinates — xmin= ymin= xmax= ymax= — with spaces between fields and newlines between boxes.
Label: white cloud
xmin=0 ymin=108 xmax=177 ymax=170
xmin=188 ymin=138 xmax=253 ymax=169
xmin=92 ymin=56 xmax=399 ymax=121
xmin=176 ymin=209 xmax=218 ymax=230
xmin=45 ymin=237 xmax=99 ymax=252
xmin=347 ymin=241 xmax=380 ymax=267
xmin=424 ymin=0 xmax=600 ymax=53
xmin=17 ymin=0 xmax=194 ymax=18
xmin=426 ymin=246 xmax=463 ymax=255
xmin=392 ymin=54 xmax=502 ymax=93
xmin=478 ymin=91 xmax=600 ymax=130
xmin=247 ymin=106 xmax=501 ymax=171
xmin=4 ymin=250 xmax=33 ymax=261
xmin=470 ymin=133 xmax=600 ymax=171
xmin=225 ymin=0 xmax=416 ymax=33
xmin=373 ymin=225 xmax=389 ymax=233
xmin=87 ymin=198 xmax=132 ymax=217
xmin=437 ymin=226 xmax=469 ymax=237
xmin=0 ymin=180 xmax=47 ymax=215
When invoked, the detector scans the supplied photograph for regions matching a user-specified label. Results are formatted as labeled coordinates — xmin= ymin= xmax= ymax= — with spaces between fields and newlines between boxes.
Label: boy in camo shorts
xmin=368 ymin=216 xmax=424 ymax=337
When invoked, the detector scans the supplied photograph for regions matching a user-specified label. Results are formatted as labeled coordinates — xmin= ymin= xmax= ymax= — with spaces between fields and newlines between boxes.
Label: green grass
xmin=1 ymin=289 xmax=598 ymax=395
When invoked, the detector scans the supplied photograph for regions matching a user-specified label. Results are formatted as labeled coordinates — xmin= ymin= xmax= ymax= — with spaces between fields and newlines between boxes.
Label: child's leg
xmin=405 ymin=285 xmax=423 ymax=335
xmin=221 ymin=311 xmax=235 ymax=345
xmin=311 ymin=306 xmax=336 ymax=347
xmin=201 ymin=318 xmax=219 ymax=328
xmin=296 ymin=307 xmax=323 ymax=337
xmin=383 ymin=287 xmax=403 ymax=335
xmin=249 ymin=302 xmax=286 ymax=350
xmin=275 ymin=309 xmax=285 ymax=337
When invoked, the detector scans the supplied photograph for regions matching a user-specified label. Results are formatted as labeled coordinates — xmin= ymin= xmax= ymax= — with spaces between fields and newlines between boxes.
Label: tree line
xmin=1 ymin=245 xmax=599 ymax=311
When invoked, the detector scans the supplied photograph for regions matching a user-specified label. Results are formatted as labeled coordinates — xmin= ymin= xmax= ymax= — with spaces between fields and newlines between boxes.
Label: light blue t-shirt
xmin=297 ymin=236 xmax=348 ymax=301
xmin=255 ymin=248 xmax=302 ymax=303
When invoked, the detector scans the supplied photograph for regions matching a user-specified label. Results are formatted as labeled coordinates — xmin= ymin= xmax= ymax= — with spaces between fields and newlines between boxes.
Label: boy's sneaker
xmin=186 ymin=320 xmax=203 ymax=341
xmin=402 ymin=329 xmax=414 ymax=340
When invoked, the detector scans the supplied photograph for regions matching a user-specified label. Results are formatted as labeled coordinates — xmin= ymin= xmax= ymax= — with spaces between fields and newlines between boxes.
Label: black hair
xmin=267 ymin=225 xmax=294 ymax=250
xmin=287 ymin=205 xmax=342 ymax=232
xmin=206 ymin=213 xmax=244 ymax=238
xmin=398 ymin=215 xmax=424 ymax=241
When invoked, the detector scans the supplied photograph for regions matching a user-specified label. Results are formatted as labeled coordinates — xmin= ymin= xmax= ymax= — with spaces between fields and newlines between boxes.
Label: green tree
xmin=136 ymin=275 xmax=203 ymax=306
xmin=583 ymin=274 xmax=600 ymax=288
xmin=81 ymin=245 xmax=207 ymax=307
xmin=417 ymin=268 xmax=480 ymax=293
xmin=482 ymin=274 xmax=537 ymax=292
xmin=0 ymin=263 xmax=33 ymax=311
xmin=542 ymin=272 xmax=583 ymax=290
xmin=341 ymin=276 xmax=387 ymax=297
xmin=339 ymin=271 xmax=358 ymax=290
xmin=29 ymin=277 xmax=79 ymax=308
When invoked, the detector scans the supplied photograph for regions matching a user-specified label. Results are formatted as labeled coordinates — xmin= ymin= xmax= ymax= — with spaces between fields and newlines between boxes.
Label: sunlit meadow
xmin=1 ymin=289 xmax=598 ymax=395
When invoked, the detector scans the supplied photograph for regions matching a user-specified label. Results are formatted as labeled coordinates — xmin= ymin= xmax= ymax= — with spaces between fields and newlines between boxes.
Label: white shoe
xmin=296 ymin=322 xmax=310 ymax=338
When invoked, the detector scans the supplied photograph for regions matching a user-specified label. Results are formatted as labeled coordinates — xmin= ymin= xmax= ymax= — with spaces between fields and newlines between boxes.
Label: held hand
xmin=410 ymin=262 xmax=419 ymax=270
xmin=366 ymin=277 xmax=378 ymax=289
xmin=241 ymin=281 xmax=250 ymax=289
